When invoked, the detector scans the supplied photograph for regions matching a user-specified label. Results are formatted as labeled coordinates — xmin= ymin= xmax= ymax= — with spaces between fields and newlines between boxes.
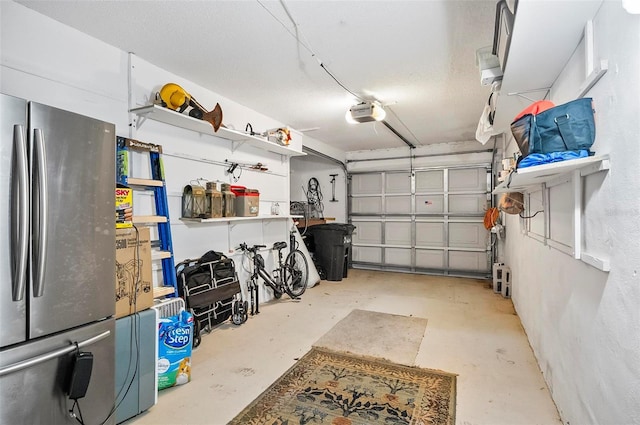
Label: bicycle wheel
xmin=283 ymin=249 xmax=308 ymax=298
xmin=231 ymin=298 xmax=247 ymax=325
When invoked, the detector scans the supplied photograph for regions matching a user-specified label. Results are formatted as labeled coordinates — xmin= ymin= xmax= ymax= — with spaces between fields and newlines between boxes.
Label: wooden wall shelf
xmin=130 ymin=104 xmax=306 ymax=157
xmin=180 ymin=215 xmax=296 ymax=224
xmin=493 ymin=155 xmax=609 ymax=194
xmin=494 ymin=155 xmax=610 ymax=272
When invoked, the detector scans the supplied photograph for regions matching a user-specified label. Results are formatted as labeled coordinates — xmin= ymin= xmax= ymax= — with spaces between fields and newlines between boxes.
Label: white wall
xmin=290 ymin=156 xmax=347 ymax=223
xmin=0 ymin=1 xmax=129 ymax=129
xmin=503 ymin=2 xmax=640 ymax=424
xmin=0 ymin=1 xmax=336 ymax=300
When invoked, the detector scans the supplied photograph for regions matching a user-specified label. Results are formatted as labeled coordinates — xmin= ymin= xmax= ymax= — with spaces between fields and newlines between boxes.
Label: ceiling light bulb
xmin=372 ymin=103 xmax=386 ymax=121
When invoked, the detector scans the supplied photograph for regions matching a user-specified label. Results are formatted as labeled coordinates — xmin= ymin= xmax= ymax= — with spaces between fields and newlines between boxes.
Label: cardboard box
xmin=115 ymin=227 xmax=153 ymax=318
xmin=115 ymin=186 xmax=133 ymax=229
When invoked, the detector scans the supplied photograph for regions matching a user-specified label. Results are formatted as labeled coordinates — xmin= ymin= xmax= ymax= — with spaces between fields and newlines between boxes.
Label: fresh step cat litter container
xmin=151 ymin=299 xmax=195 ymax=391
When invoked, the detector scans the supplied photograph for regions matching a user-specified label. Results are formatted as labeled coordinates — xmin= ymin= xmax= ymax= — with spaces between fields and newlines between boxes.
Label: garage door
xmin=349 ymin=165 xmax=492 ymax=277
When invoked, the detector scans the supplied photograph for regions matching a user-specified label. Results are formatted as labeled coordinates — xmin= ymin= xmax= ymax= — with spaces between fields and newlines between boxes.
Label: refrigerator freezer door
xmin=0 ymin=318 xmax=115 ymax=424
xmin=115 ymin=309 xmax=158 ymax=423
xmin=1 ymin=93 xmax=28 ymax=348
xmin=29 ymin=103 xmax=116 ymax=338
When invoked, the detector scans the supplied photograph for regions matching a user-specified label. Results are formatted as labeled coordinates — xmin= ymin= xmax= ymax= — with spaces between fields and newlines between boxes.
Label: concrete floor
xmin=127 ymin=269 xmax=561 ymax=425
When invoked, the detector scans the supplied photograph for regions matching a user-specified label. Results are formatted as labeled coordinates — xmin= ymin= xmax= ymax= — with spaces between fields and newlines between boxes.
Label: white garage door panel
xmin=352 ymin=174 xmax=382 ymax=194
xmin=449 ymin=168 xmax=487 ymax=191
xmin=385 ymin=196 xmax=411 ymax=214
xmin=449 ymin=222 xmax=487 ymax=249
xmin=352 ymin=197 xmax=382 ymax=214
xmin=416 ymin=170 xmax=444 ymax=192
xmin=353 ymin=246 xmax=382 ymax=263
xmin=416 ymin=195 xmax=444 ymax=214
xmin=385 ymin=248 xmax=412 ymax=266
xmin=385 ymin=172 xmax=411 ymax=193
xmin=385 ymin=222 xmax=412 ymax=246
xmin=449 ymin=194 xmax=487 ymax=214
xmin=416 ymin=222 xmax=445 ymax=246
xmin=416 ymin=249 xmax=445 ymax=269
xmin=449 ymin=251 xmax=488 ymax=271
xmin=352 ymin=221 xmax=382 ymax=244
xmin=350 ymin=166 xmax=491 ymax=276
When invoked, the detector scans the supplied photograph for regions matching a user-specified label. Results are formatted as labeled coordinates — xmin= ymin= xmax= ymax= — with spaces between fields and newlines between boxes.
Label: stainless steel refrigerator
xmin=0 ymin=93 xmax=117 ymax=424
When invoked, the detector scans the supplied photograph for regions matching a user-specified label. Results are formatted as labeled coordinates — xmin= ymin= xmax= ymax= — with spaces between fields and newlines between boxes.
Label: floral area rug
xmin=228 ymin=347 xmax=456 ymax=425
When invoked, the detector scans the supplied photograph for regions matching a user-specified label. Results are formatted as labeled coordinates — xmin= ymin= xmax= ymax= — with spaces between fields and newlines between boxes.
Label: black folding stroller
xmin=175 ymin=251 xmax=247 ymax=347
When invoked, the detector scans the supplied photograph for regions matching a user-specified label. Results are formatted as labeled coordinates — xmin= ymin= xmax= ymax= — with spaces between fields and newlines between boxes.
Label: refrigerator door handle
xmin=11 ymin=125 xmax=29 ymax=301
xmin=0 ymin=330 xmax=111 ymax=377
xmin=32 ymin=129 xmax=48 ymax=298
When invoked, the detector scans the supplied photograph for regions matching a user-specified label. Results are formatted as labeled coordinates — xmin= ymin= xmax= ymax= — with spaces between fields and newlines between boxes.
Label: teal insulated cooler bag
xmin=511 ymin=98 xmax=596 ymax=156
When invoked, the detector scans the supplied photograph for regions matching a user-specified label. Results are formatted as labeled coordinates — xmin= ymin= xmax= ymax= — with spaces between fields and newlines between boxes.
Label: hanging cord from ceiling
xmin=409 ymin=145 xmax=414 ymax=172
xmin=256 ymin=0 xmax=416 ymax=149
xmin=256 ymin=0 xmax=363 ymax=102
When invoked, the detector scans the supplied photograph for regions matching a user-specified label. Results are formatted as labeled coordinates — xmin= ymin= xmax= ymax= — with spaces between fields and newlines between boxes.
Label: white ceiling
xmin=17 ymin=0 xmax=497 ymax=152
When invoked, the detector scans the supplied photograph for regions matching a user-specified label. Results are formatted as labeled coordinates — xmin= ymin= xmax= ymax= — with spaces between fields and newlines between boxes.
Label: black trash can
xmin=310 ymin=223 xmax=356 ymax=281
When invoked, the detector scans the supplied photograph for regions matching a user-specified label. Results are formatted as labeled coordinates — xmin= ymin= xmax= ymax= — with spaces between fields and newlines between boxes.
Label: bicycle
xmin=237 ymin=238 xmax=309 ymax=315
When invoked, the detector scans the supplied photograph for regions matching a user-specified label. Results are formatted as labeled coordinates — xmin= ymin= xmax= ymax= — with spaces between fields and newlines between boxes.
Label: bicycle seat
xmin=272 ymin=241 xmax=287 ymax=251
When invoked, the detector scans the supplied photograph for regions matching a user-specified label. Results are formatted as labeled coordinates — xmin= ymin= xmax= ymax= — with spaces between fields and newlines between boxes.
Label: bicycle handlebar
xmin=236 ymin=243 xmax=267 ymax=253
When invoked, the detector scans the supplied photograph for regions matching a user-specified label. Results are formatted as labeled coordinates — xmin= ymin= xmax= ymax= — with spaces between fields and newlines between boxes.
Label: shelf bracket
xmin=507 ymin=87 xmax=551 ymax=102
xmin=581 ymin=159 xmax=610 ymax=176
xmin=573 ymin=169 xmax=582 ymax=260
xmin=135 ymin=114 xmax=148 ymax=130
xmin=543 ymin=183 xmax=549 ymax=246
xmin=231 ymin=140 xmax=246 ymax=153
xmin=581 ymin=252 xmax=611 ymax=272
xmin=578 ymin=60 xmax=608 ymax=98
xmin=578 ymin=20 xmax=609 ymax=98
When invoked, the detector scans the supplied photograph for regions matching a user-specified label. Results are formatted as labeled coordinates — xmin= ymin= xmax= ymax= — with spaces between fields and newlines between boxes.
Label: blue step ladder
xmin=117 ymin=137 xmax=178 ymax=298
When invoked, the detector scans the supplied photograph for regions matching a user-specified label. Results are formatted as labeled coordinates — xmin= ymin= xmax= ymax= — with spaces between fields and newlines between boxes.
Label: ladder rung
xmin=152 ymin=250 xmax=173 ymax=260
xmin=153 ymin=286 xmax=176 ymax=299
xmin=133 ymin=215 xmax=168 ymax=223
xmin=127 ymin=178 xmax=164 ymax=187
